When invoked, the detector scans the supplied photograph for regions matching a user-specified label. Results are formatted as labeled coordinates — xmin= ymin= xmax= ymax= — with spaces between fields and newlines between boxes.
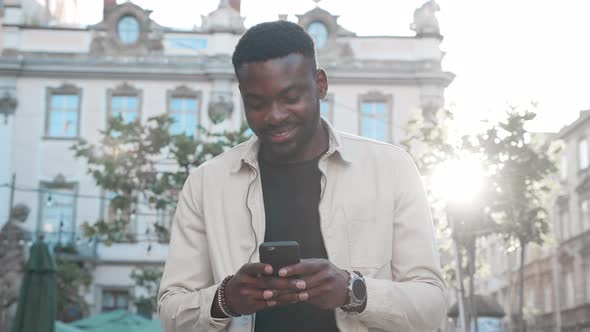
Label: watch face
xmin=352 ymin=279 xmax=366 ymax=300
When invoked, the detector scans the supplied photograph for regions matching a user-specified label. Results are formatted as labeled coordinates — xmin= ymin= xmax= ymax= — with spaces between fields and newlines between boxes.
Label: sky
xmin=77 ymin=0 xmax=590 ymax=134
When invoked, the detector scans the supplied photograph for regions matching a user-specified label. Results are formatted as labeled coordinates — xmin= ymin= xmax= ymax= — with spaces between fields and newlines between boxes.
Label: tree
xmin=71 ymin=115 xmax=251 ymax=314
xmin=403 ymin=108 xmax=476 ymax=329
xmin=130 ymin=266 xmax=162 ymax=318
xmin=72 ymin=116 xmax=250 ymax=243
xmin=472 ymin=108 xmax=560 ymax=332
xmin=55 ymin=258 xmax=92 ymax=322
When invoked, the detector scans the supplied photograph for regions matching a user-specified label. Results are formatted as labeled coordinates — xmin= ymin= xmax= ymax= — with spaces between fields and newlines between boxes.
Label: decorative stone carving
xmin=208 ymin=91 xmax=233 ymax=124
xmin=89 ymin=2 xmax=164 ymax=56
xmin=201 ymin=0 xmax=245 ymax=34
xmin=410 ymin=0 xmax=442 ymax=38
xmin=0 ymin=204 xmax=31 ymax=331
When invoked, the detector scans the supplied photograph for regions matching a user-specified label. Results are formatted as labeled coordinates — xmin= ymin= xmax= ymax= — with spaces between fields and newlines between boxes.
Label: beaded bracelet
xmin=217 ymin=275 xmax=242 ymax=318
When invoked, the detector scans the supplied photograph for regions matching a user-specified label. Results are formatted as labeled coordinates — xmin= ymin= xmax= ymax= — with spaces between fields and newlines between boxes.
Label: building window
xmin=560 ymin=209 xmax=570 ymax=240
xmin=578 ymin=138 xmax=589 ymax=170
xmin=564 ymin=270 xmax=575 ymax=308
xmin=45 ymin=84 xmax=81 ymax=138
xmin=168 ymin=37 xmax=208 ymax=50
xmin=320 ymin=94 xmax=334 ymax=124
xmin=101 ymin=289 xmax=130 ymax=312
xmin=117 ymin=16 xmax=140 ymax=45
xmin=560 ymin=155 xmax=568 ymax=181
xmin=39 ymin=177 xmax=77 ymax=245
xmin=580 ymin=199 xmax=590 ymax=232
xmin=359 ymin=92 xmax=392 ymax=142
xmin=108 ymin=83 xmax=141 ymax=124
xmin=544 ymin=278 xmax=552 ymax=313
xmin=168 ymin=86 xmax=201 ymax=137
xmin=307 ymin=22 xmax=328 ymax=48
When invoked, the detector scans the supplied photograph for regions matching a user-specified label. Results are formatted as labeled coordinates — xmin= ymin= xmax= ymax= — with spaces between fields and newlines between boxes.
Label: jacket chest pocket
xmin=344 ymin=205 xmax=392 ymax=270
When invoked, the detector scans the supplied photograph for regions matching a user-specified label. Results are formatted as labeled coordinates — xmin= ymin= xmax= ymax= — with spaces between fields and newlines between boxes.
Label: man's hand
xmin=222 ymin=263 xmax=305 ymax=315
xmin=275 ymin=258 xmax=349 ymax=310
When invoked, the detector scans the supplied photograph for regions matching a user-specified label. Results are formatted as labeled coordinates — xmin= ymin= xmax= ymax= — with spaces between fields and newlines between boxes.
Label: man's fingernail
xmin=296 ymin=280 xmax=306 ymax=290
xmin=278 ymin=269 xmax=287 ymax=277
xmin=263 ymin=290 xmax=273 ymax=299
xmin=265 ymin=265 xmax=273 ymax=274
xmin=298 ymin=292 xmax=309 ymax=301
xmin=267 ymin=301 xmax=277 ymax=307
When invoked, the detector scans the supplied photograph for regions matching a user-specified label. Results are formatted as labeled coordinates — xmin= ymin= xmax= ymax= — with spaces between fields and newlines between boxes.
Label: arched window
xmin=307 ymin=22 xmax=328 ymax=48
xmin=117 ymin=16 xmax=140 ymax=45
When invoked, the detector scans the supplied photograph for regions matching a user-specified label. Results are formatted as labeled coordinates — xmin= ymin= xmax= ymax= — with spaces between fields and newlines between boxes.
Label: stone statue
xmin=0 ymin=204 xmax=31 ymax=332
xmin=410 ymin=0 xmax=441 ymax=37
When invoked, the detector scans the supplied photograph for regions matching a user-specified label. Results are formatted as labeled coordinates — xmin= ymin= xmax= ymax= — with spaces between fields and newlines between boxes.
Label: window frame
xmin=579 ymin=197 xmax=590 ymax=233
xmin=166 ymin=86 xmax=201 ymax=138
xmin=358 ymin=91 xmax=393 ymax=142
xmin=307 ymin=21 xmax=329 ymax=49
xmin=106 ymin=83 xmax=142 ymax=125
xmin=578 ymin=137 xmax=589 ymax=170
xmin=560 ymin=154 xmax=568 ymax=182
xmin=560 ymin=207 xmax=570 ymax=241
xmin=44 ymin=84 xmax=82 ymax=140
xmin=99 ymin=286 xmax=132 ymax=313
xmin=117 ymin=15 xmax=140 ymax=45
xmin=37 ymin=176 xmax=78 ymax=244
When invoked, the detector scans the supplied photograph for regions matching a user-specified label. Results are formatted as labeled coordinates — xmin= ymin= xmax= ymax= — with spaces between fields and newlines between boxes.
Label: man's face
xmin=237 ymin=53 xmax=327 ymax=162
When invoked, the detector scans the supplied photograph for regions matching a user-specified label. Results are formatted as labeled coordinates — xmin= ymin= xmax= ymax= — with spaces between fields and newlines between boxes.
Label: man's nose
xmin=265 ymin=102 xmax=289 ymax=126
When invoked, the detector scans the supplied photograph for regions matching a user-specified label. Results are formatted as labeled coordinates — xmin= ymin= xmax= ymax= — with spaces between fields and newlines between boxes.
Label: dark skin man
xmin=211 ymin=53 xmax=350 ymax=317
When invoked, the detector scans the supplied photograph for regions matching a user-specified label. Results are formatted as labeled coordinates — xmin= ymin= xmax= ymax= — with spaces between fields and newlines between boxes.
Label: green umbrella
xmin=11 ymin=239 xmax=57 ymax=332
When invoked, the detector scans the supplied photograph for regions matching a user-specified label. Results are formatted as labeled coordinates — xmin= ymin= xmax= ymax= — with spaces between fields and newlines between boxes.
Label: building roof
xmin=556 ymin=109 xmax=590 ymax=139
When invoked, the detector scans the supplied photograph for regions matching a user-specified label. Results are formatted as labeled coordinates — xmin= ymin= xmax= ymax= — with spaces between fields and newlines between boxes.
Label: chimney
xmin=104 ymin=0 xmax=117 ymax=17
xmin=229 ymin=0 xmax=240 ymax=13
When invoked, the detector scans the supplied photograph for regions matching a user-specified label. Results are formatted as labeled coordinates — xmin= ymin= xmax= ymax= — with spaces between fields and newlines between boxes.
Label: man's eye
xmin=246 ymin=100 xmax=265 ymax=109
xmin=283 ymin=95 xmax=300 ymax=104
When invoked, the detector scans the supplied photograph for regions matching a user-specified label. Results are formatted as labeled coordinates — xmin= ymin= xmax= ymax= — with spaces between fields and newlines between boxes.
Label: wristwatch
xmin=340 ymin=270 xmax=367 ymax=313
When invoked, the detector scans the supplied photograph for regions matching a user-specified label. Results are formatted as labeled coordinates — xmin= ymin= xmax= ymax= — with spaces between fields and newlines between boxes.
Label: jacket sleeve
xmin=356 ymin=152 xmax=448 ymax=331
xmin=157 ymin=170 xmax=231 ymax=332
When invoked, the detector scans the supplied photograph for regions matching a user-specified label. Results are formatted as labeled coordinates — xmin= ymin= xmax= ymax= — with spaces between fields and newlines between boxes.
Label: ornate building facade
xmin=0 ymin=0 xmax=453 ymax=318
xmin=477 ymin=112 xmax=590 ymax=332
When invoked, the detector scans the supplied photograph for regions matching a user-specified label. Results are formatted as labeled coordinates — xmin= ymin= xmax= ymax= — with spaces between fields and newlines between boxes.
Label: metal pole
xmin=7 ymin=173 xmax=15 ymax=220
xmin=449 ymin=209 xmax=468 ymax=332
xmin=454 ymin=239 xmax=468 ymax=332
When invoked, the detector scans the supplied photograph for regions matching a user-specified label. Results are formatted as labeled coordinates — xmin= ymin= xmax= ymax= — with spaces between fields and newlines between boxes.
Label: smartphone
xmin=259 ymin=241 xmax=300 ymax=276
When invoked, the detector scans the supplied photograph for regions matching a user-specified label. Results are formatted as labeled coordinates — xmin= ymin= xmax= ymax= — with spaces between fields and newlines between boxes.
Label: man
xmin=158 ymin=21 xmax=447 ymax=332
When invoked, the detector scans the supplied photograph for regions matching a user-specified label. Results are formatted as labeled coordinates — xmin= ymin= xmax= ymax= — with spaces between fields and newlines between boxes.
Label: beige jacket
xmin=158 ymin=121 xmax=447 ymax=332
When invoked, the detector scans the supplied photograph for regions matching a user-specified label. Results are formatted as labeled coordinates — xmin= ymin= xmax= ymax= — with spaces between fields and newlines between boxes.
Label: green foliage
xmin=56 ymin=259 xmax=92 ymax=322
xmin=470 ymin=109 xmax=560 ymax=245
xmin=129 ymin=266 xmax=163 ymax=315
xmin=402 ymin=108 xmax=457 ymax=176
xmin=72 ymin=116 xmax=251 ymax=243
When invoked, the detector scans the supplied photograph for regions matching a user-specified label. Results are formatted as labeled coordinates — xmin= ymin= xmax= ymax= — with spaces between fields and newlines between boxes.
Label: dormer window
xmin=117 ymin=15 xmax=140 ymax=45
xmin=307 ymin=21 xmax=328 ymax=48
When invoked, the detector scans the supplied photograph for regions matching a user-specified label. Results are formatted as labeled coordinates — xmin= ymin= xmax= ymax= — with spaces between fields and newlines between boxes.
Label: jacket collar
xmin=230 ymin=118 xmax=351 ymax=173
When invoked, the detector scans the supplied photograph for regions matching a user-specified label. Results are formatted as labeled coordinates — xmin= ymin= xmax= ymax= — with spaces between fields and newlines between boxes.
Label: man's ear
xmin=316 ymin=68 xmax=328 ymax=100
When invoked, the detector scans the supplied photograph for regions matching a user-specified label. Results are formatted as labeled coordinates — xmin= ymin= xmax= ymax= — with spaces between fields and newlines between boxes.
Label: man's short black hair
xmin=232 ymin=20 xmax=317 ymax=74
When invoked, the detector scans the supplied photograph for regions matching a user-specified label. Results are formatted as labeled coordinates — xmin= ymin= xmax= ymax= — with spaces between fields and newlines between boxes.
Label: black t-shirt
xmin=254 ymin=154 xmax=339 ymax=332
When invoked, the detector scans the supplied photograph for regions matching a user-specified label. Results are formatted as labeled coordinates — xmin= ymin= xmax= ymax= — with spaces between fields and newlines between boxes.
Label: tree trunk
xmin=468 ymin=237 xmax=479 ymax=332
xmin=518 ymin=238 xmax=527 ymax=332
xmin=457 ymin=246 xmax=469 ymax=331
